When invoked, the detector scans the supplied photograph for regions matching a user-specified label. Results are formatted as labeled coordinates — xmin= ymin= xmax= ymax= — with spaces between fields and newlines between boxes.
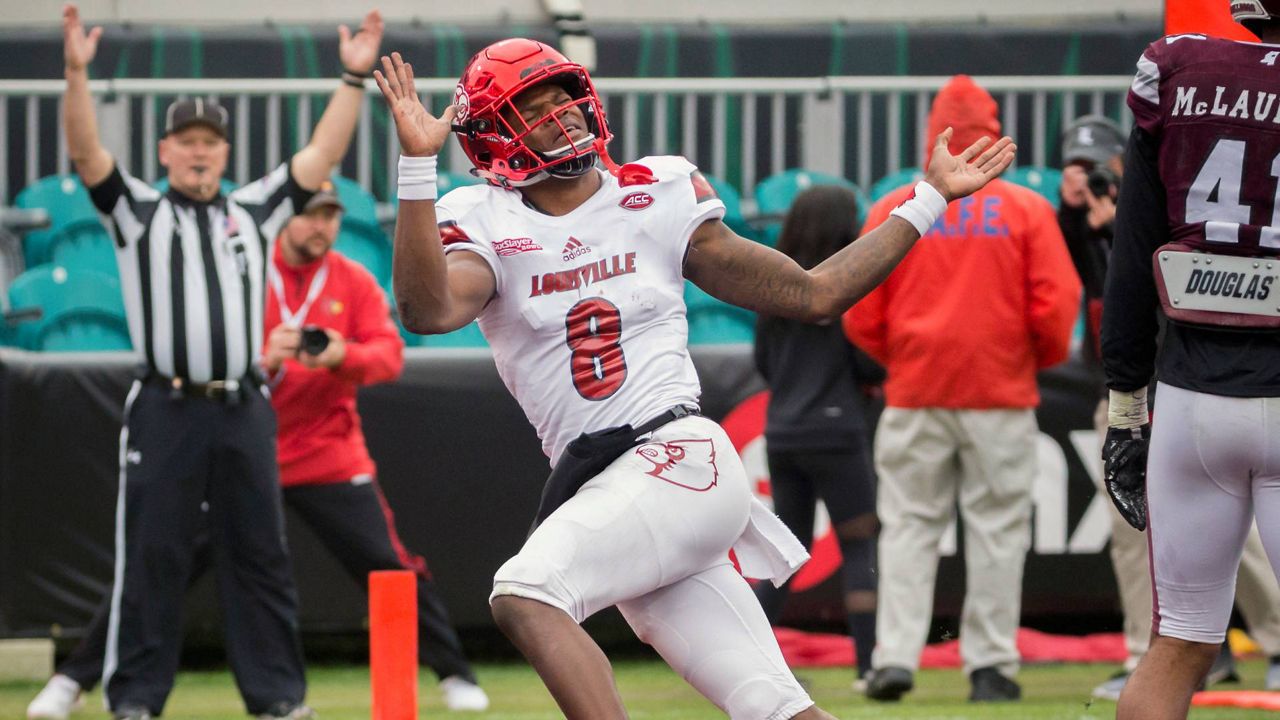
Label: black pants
xmin=61 ymin=476 xmax=475 ymax=692
xmin=754 ymin=447 xmax=878 ymax=621
xmin=103 ymin=381 xmax=305 ymax=716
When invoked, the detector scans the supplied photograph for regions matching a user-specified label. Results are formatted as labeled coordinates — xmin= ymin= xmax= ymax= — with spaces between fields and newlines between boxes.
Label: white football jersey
xmin=436 ymin=156 xmax=726 ymax=465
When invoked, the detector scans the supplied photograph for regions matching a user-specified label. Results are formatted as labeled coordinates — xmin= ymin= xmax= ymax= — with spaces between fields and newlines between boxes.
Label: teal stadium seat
xmin=330 ymin=175 xmax=380 ymax=231
xmin=684 ymin=282 xmax=754 ymax=344
xmin=869 ymin=167 xmax=924 ymax=203
xmin=15 ymin=175 xmax=104 ymax=268
xmin=334 ymin=224 xmax=392 ymax=294
xmin=437 ymin=170 xmax=484 ymax=197
xmin=701 ymin=175 xmax=759 ymax=243
xmin=7 ymin=265 xmax=130 ymax=352
xmin=414 ymin=321 xmax=489 ymax=348
xmin=754 ymin=169 xmax=869 ymax=246
xmin=1005 ymin=166 xmax=1064 ymax=210
xmin=51 ymin=230 xmax=118 ymax=279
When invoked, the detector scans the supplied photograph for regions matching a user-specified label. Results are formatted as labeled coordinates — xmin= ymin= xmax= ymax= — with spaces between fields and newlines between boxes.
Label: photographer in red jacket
xmin=262 ymin=183 xmax=489 ymax=712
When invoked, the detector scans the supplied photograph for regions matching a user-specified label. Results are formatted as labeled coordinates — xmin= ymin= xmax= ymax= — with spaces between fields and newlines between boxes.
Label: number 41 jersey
xmin=1129 ymin=33 xmax=1280 ymax=252
xmin=436 ymin=156 xmax=726 ymax=465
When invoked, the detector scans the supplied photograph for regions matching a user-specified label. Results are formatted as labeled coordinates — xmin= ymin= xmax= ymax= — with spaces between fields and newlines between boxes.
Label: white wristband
xmin=397 ymin=154 xmax=438 ymax=201
xmin=1108 ymin=387 xmax=1149 ymax=429
xmin=889 ymin=181 xmax=948 ymax=236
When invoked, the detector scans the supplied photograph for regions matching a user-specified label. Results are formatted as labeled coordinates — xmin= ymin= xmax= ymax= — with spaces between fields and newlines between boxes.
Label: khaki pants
xmin=1092 ymin=399 xmax=1280 ymax=665
xmin=872 ymin=406 xmax=1037 ymax=678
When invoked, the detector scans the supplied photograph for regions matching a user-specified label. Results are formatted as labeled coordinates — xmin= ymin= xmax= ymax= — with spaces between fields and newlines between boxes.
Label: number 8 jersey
xmin=436 ymin=156 xmax=726 ymax=465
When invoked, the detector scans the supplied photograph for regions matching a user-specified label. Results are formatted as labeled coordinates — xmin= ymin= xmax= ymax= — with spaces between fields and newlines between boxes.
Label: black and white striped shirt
xmin=89 ymin=164 xmax=312 ymax=383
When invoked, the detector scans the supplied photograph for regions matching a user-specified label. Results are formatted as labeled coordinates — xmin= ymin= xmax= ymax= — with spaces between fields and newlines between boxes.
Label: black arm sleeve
xmin=86 ymin=164 xmax=128 ymax=215
xmin=1101 ymin=127 xmax=1168 ymax=393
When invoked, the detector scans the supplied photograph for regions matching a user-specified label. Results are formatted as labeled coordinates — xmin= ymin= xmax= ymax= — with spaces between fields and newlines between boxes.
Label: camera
xmin=299 ymin=325 xmax=330 ymax=356
xmin=1086 ymin=166 xmax=1120 ymax=200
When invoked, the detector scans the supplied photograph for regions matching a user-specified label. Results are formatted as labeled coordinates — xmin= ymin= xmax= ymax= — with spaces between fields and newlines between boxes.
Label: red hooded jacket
xmin=265 ymin=243 xmax=404 ymax=486
xmin=843 ymin=75 xmax=1081 ymax=409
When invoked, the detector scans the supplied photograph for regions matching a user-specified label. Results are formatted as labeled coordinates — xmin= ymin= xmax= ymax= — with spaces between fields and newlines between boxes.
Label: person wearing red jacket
xmin=843 ymin=76 xmax=1081 ymax=704
xmin=261 ymin=184 xmax=489 ymax=712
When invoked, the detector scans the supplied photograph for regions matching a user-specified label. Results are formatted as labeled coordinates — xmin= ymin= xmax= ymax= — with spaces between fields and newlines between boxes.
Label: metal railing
xmin=0 ymin=75 xmax=1133 ymax=204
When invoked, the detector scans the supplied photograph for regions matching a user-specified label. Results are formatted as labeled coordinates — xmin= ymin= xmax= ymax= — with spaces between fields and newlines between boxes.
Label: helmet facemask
xmin=457 ymin=67 xmax=614 ymax=189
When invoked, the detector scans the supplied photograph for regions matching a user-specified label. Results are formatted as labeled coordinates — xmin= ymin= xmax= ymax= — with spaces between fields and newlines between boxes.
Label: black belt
xmin=146 ymin=373 xmax=258 ymax=404
xmin=530 ymin=404 xmax=701 ymax=532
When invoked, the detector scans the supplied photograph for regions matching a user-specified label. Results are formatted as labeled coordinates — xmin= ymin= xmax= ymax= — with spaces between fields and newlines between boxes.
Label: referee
xmin=59 ymin=5 xmax=383 ymax=719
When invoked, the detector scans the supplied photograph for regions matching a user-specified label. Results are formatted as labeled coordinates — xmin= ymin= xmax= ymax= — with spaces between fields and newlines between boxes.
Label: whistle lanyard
xmin=268 ymin=260 xmax=329 ymax=329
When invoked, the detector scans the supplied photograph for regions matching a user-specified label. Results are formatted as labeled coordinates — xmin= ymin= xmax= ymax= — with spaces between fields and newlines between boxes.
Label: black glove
xmin=1102 ymin=424 xmax=1151 ymax=531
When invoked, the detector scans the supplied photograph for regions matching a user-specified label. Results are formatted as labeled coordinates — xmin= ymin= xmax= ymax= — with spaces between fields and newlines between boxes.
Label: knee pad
xmin=839 ymin=535 xmax=878 ymax=593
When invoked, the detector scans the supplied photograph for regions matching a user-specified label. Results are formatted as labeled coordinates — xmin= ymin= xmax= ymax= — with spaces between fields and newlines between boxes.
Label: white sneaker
xmin=27 ymin=674 xmax=84 ymax=720
xmin=1091 ymin=671 xmax=1129 ymax=702
xmin=440 ymin=676 xmax=489 ymax=712
xmin=1266 ymin=659 xmax=1280 ymax=691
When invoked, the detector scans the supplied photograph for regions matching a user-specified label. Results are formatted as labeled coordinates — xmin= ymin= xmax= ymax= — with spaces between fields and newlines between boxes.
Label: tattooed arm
xmin=685 ymin=130 xmax=1015 ymax=321
xmin=684 ymin=215 xmax=922 ymax=322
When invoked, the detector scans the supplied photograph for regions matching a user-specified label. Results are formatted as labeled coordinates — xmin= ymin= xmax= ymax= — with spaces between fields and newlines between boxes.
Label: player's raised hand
xmin=63 ymin=4 xmax=103 ymax=72
xmin=373 ymin=52 xmax=458 ymax=158
xmin=923 ymin=128 xmax=1016 ymax=202
xmin=338 ymin=9 xmax=384 ymax=76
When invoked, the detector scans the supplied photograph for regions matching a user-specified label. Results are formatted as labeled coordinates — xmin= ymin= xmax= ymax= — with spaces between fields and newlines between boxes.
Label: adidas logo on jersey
xmin=562 ymin=236 xmax=592 ymax=262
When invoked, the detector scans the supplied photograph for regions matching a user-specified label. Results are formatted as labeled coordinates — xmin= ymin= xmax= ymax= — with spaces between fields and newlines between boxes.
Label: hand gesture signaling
xmin=373 ymin=53 xmax=458 ymax=158
xmin=63 ymin=3 xmax=102 ymax=72
xmin=338 ymin=9 xmax=384 ymax=76
xmin=922 ymin=128 xmax=1017 ymax=203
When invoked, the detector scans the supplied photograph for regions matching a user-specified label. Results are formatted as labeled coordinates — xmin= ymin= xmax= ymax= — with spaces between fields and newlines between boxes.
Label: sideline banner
xmin=0 ymin=347 xmax=1108 ymax=639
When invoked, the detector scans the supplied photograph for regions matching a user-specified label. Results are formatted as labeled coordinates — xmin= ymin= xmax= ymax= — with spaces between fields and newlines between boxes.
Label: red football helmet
xmin=1232 ymin=0 xmax=1280 ymax=30
xmin=452 ymin=39 xmax=616 ymax=188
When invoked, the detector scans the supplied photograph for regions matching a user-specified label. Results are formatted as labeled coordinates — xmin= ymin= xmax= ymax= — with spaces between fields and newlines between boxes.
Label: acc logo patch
xmin=453 ymin=84 xmax=471 ymax=123
xmin=619 ymin=192 xmax=655 ymax=211
xmin=328 ymin=300 xmax=344 ymax=315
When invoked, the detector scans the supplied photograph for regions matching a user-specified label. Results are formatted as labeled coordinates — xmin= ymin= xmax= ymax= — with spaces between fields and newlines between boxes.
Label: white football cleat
xmin=440 ymin=676 xmax=490 ymax=712
xmin=26 ymin=674 xmax=84 ymax=720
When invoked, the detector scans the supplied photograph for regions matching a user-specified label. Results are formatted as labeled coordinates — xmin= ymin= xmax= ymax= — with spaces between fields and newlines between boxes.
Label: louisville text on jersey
xmin=530 ymin=252 xmax=638 ymax=296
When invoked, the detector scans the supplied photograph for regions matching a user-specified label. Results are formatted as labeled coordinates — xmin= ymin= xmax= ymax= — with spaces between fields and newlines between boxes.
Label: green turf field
xmin=3 ymin=659 xmax=1276 ymax=718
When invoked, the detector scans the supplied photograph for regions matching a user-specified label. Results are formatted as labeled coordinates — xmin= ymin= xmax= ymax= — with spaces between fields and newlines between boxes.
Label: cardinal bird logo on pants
xmin=633 ymin=439 xmax=719 ymax=491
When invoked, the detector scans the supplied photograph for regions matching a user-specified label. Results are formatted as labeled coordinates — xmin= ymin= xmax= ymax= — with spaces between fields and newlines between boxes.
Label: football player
xmin=373 ymin=40 xmax=1014 ymax=719
xmin=1102 ymin=3 xmax=1280 ymax=718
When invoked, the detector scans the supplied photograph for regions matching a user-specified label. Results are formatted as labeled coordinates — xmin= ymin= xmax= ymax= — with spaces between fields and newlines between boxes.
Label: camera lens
xmin=1087 ymin=167 xmax=1118 ymax=199
xmin=300 ymin=326 xmax=329 ymax=356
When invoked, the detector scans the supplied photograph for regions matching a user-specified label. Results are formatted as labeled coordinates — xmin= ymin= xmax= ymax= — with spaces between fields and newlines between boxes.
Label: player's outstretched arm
xmin=374 ymin=52 xmax=491 ymax=333
xmin=686 ymin=129 xmax=1015 ymax=321
xmin=291 ymin=9 xmax=384 ymax=190
xmin=62 ymin=3 xmax=112 ymax=187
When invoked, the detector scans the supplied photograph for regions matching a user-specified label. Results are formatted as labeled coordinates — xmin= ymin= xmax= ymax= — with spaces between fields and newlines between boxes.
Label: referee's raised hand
xmin=338 ymin=9 xmax=384 ymax=77
xmin=62 ymin=4 xmax=102 ymax=72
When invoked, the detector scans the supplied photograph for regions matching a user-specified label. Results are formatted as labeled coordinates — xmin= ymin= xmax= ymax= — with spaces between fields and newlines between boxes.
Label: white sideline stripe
xmin=102 ymin=379 xmax=142 ymax=709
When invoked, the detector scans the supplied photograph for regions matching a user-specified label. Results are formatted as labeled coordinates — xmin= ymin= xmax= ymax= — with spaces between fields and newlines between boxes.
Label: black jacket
xmin=753 ymin=315 xmax=884 ymax=452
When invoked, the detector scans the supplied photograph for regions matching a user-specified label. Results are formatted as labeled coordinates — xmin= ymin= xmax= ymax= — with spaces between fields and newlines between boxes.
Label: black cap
xmin=302 ymin=180 xmax=344 ymax=213
xmin=1061 ymin=115 xmax=1125 ymax=167
xmin=164 ymin=98 xmax=229 ymax=138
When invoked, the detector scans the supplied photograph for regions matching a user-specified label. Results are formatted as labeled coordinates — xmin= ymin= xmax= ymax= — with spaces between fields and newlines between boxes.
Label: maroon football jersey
xmin=1129 ymin=34 xmax=1280 ymax=255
